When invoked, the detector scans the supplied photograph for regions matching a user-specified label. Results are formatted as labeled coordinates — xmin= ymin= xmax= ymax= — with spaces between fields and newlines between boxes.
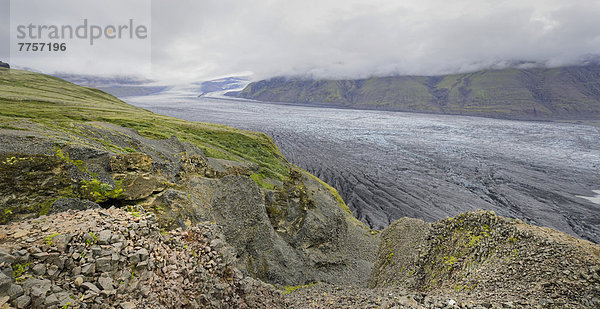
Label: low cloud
xmin=8 ymin=0 xmax=600 ymax=82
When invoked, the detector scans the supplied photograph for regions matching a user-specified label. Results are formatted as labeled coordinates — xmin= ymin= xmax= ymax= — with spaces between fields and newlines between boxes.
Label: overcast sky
xmin=5 ymin=0 xmax=600 ymax=82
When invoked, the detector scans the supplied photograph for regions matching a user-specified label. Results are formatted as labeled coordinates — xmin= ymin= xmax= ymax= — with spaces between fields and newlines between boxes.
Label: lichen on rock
xmin=369 ymin=210 xmax=600 ymax=308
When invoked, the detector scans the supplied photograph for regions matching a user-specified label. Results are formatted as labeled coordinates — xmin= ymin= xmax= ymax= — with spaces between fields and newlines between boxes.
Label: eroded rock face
xmin=109 ymin=153 xmax=153 ymax=173
xmin=149 ymin=171 xmax=378 ymax=285
xmin=368 ymin=217 xmax=431 ymax=288
xmin=48 ymin=198 xmax=101 ymax=215
xmin=0 ymin=122 xmax=377 ymax=286
xmin=370 ymin=210 xmax=600 ymax=308
xmin=0 ymin=154 xmax=72 ymax=223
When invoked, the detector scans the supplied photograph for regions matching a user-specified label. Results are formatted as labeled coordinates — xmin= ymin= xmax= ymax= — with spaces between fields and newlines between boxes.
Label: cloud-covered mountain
xmin=230 ymin=64 xmax=600 ymax=120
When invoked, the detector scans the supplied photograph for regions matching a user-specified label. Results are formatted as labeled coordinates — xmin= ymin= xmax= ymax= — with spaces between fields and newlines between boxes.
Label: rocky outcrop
xmin=0 ymin=208 xmax=284 ymax=308
xmin=368 ymin=217 xmax=431 ymax=289
xmin=0 ymin=121 xmax=377 ymax=286
xmin=48 ymin=198 xmax=101 ymax=215
xmin=369 ymin=211 xmax=600 ymax=308
xmin=0 ymin=62 xmax=8 ymax=69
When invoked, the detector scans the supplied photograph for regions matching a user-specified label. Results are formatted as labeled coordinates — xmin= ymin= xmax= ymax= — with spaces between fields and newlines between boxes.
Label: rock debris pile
xmin=0 ymin=208 xmax=284 ymax=308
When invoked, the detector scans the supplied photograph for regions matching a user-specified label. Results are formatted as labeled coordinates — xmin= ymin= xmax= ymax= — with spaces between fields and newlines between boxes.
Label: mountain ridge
xmin=230 ymin=64 xmax=600 ymax=120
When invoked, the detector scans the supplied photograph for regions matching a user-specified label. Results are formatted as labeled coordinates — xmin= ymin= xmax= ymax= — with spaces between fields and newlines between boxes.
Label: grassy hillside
xmin=0 ymin=68 xmax=289 ymax=181
xmin=233 ymin=64 xmax=600 ymax=120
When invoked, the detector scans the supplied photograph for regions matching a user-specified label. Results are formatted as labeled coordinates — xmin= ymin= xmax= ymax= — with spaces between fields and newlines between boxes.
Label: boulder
xmin=49 ymin=198 xmax=101 ymax=215
xmin=109 ymin=153 xmax=152 ymax=173
xmin=0 ymin=61 xmax=9 ymax=69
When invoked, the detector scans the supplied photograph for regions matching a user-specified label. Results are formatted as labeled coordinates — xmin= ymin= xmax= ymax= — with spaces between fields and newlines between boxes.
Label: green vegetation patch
xmin=80 ymin=179 xmax=124 ymax=203
xmin=280 ymin=282 xmax=317 ymax=294
xmin=12 ymin=262 xmax=31 ymax=282
xmin=0 ymin=69 xmax=290 ymax=182
xmin=44 ymin=233 xmax=61 ymax=246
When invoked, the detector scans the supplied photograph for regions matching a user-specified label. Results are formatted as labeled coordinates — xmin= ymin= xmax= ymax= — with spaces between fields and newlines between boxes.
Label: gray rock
xmin=14 ymin=294 xmax=30 ymax=309
xmin=13 ymin=250 xmax=29 ymax=264
xmin=48 ymin=198 xmax=100 ymax=215
xmin=5 ymin=284 xmax=23 ymax=300
xmin=0 ymin=271 xmax=11 ymax=293
xmin=32 ymin=263 xmax=46 ymax=276
xmin=81 ymin=263 xmax=95 ymax=275
xmin=99 ymin=248 xmax=113 ymax=257
xmin=55 ymin=291 xmax=73 ymax=307
xmin=46 ymin=265 xmax=59 ymax=277
xmin=22 ymin=278 xmax=51 ymax=298
xmin=32 ymin=252 xmax=49 ymax=261
xmin=97 ymin=230 xmax=113 ymax=245
xmin=71 ymin=266 xmax=81 ymax=276
xmin=120 ymin=301 xmax=136 ymax=309
xmin=96 ymin=257 xmax=113 ymax=272
xmin=50 ymin=234 xmax=72 ymax=252
xmin=0 ymin=249 xmax=16 ymax=265
xmin=82 ymin=282 xmax=100 ymax=293
xmin=74 ymin=276 xmax=83 ymax=287
xmin=502 ymin=301 xmax=514 ymax=308
xmin=91 ymin=245 xmax=102 ymax=256
xmin=46 ymin=253 xmax=65 ymax=269
xmin=97 ymin=277 xmax=114 ymax=290
xmin=137 ymin=248 xmax=149 ymax=261
xmin=44 ymin=293 xmax=59 ymax=306
xmin=210 ymin=239 xmax=225 ymax=250
xmin=128 ymin=252 xmax=140 ymax=264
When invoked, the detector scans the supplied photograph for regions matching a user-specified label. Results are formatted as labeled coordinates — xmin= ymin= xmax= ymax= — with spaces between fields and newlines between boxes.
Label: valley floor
xmin=125 ymin=95 xmax=600 ymax=243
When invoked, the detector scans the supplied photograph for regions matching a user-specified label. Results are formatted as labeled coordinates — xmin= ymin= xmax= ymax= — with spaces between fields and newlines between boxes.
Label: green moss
xmin=0 ymin=123 xmax=25 ymax=130
xmin=125 ymin=205 xmax=142 ymax=217
xmin=0 ymin=207 xmax=15 ymax=224
xmin=0 ymin=69 xmax=290 ymax=183
xmin=44 ymin=233 xmax=61 ymax=246
xmin=1 ymin=156 xmax=36 ymax=166
xmin=86 ymin=232 xmax=99 ymax=246
xmin=53 ymin=147 xmax=88 ymax=173
xmin=511 ymin=248 xmax=519 ymax=258
xmin=453 ymin=283 xmax=476 ymax=292
xmin=38 ymin=199 xmax=56 ymax=216
xmin=80 ymin=179 xmax=123 ymax=202
xmin=443 ymin=255 xmax=458 ymax=270
xmin=281 ymin=282 xmax=317 ymax=294
xmin=12 ymin=263 xmax=31 ymax=282
xmin=250 ymin=172 xmax=276 ymax=190
xmin=386 ymin=251 xmax=394 ymax=262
